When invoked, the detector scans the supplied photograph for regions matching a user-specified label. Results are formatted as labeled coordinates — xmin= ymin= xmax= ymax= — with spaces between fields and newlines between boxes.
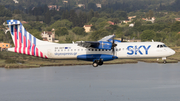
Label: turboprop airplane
xmin=5 ymin=20 xmax=175 ymax=67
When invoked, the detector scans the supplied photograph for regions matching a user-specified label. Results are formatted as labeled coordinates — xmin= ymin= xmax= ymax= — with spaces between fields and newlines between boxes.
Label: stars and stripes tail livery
xmin=7 ymin=20 xmax=49 ymax=59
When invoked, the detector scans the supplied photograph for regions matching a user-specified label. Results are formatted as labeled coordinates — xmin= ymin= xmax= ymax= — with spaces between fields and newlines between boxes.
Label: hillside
xmin=0 ymin=0 xmax=175 ymax=11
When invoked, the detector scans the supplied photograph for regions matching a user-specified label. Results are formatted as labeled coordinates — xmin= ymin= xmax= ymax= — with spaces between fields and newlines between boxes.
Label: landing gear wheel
xmin=98 ymin=61 xmax=103 ymax=66
xmin=163 ymin=60 xmax=167 ymax=64
xmin=92 ymin=62 xmax=98 ymax=67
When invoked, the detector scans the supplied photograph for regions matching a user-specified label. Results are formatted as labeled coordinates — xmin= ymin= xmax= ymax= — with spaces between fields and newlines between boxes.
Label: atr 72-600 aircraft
xmin=5 ymin=20 xmax=175 ymax=67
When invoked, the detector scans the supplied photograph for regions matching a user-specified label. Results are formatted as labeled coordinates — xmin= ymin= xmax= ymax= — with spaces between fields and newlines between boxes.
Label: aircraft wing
xmin=76 ymin=35 xmax=115 ymax=49
xmin=76 ymin=41 xmax=100 ymax=48
xmin=98 ymin=35 xmax=115 ymax=42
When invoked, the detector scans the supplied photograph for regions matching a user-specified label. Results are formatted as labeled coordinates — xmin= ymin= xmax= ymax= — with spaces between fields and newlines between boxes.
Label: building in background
xmin=142 ymin=17 xmax=156 ymax=23
xmin=0 ymin=43 xmax=10 ymax=51
xmin=96 ymin=4 xmax=102 ymax=8
xmin=41 ymin=30 xmax=59 ymax=42
xmin=83 ymin=25 xmax=93 ymax=33
xmin=107 ymin=21 xmax=115 ymax=25
xmin=41 ymin=31 xmax=55 ymax=42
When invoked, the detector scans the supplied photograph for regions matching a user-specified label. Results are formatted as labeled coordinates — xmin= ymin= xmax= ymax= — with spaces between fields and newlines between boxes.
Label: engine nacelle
xmin=77 ymin=54 xmax=118 ymax=61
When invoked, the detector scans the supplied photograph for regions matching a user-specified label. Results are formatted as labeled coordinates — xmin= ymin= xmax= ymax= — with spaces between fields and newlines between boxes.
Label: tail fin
xmin=6 ymin=20 xmax=50 ymax=58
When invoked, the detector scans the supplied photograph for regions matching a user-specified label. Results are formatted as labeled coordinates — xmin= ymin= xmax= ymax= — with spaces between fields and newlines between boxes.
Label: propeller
xmin=111 ymin=37 xmax=117 ymax=57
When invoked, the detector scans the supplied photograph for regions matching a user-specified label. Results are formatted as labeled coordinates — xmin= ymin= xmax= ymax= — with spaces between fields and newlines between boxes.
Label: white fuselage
xmin=34 ymin=42 xmax=175 ymax=59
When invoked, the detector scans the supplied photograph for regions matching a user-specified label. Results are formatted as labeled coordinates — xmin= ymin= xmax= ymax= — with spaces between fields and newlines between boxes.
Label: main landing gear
xmin=92 ymin=59 xmax=104 ymax=67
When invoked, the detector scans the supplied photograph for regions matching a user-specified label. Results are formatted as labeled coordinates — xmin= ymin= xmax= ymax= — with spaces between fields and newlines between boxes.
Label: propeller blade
xmin=111 ymin=36 xmax=117 ymax=56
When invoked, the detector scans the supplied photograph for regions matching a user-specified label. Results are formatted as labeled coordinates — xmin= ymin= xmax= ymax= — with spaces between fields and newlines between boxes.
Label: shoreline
xmin=0 ymin=59 xmax=178 ymax=68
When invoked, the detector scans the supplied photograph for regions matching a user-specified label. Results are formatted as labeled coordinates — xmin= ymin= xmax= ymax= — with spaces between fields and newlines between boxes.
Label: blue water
xmin=0 ymin=62 xmax=180 ymax=101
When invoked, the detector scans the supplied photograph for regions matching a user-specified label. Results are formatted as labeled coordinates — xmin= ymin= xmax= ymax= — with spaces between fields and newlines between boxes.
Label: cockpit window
xmin=157 ymin=44 xmax=167 ymax=48
xmin=157 ymin=45 xmax=159 ymax=48
xmin=163 ymin=44 xmax=167 ymax=47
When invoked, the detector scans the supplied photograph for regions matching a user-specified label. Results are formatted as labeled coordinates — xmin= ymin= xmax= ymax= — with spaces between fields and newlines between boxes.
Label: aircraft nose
xmin=170 ymin=49 xmax=175 ymax=55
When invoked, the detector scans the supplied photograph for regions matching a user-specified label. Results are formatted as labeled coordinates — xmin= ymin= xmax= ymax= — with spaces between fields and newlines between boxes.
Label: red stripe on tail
xmin=27 ymin=40 xmax=31 ymax=55
xmin=40 ymin=52 xmax=43 ymax=58
xmin=23 ymin=36 xmax=26 ymax=54
xmin=36 ymin=48 xmax=39 ymax=57
xmin=19 ymin=32 xmax=22 ymax=53
xmin=32 ymin=44 xmax=35 ymax=56
xmin=14 ymin=28 xmax=17 ymax=53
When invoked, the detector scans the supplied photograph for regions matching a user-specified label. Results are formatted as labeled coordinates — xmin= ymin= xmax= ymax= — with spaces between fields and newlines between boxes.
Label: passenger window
xmin=102 ymin=49 xmax=104 ymax=51
xmin=160 ymin=45 xmax=163 ymax=48
xmin=99 ymin=49 xmax=101 ymax=51
xmin=88 ymin=49 xmax=90 ymax=51
xmin=92 ymin=49 xmax=94 ymax=51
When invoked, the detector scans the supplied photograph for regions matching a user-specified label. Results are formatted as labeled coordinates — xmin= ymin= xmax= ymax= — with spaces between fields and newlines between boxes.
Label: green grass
xmin=4 ymin=64 xmax=40 ymax=68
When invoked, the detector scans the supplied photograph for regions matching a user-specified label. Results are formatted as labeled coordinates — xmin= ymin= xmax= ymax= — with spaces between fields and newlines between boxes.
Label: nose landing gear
xmin=162 ymin=57 xmax=167 ymax=64
xmin=163 ymin=60 xmax=167 ymax=64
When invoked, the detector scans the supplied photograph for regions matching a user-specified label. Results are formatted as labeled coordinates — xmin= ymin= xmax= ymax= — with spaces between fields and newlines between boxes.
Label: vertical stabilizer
xmin=6 ymin=20 xmax=50 ymax=58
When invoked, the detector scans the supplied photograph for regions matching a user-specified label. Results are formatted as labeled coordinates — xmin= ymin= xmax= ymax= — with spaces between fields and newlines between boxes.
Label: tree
xmin=88 ymin=9 xmax=94 ymax=22
xmin=78 ymin=11 xmax=87 ymax=27
xmin=97 ymin=21 xmax=109 ymax=29
xmin=88 ymin=3 xmax=97 ymax=11
xmin=0 ymin=5 xmax=12 ymax=17
xmin=53 ymin=14 xmax=61 ymax=20
xmin=112 ymin=10 xmax=128 ymax=20
xmin=50 ymin=19 xmax=73 ymax=29
xmin=0 ymin=52 xmax=3 ymax=59
xmin=140 ymin=30 xmax=155 ymax=41
xmin=106 ymin=25 xmax=119 ymax=33
xmin=148 ymin=10 xmax=154 ymax=19
xmin=95 ymin=18 xmax=107 ymax=26
xmin=112 ymin=18 xmax=119 ymax=25
xmin=55 ymin=27 xmax=69 ymax=36
xmin=94 ymin=11 xmax=99 ymax=18
xmin=69 ymin=9 xmax=79 ymax=27
xmin=28 ymin=29 xmax=42 ymax=40
xmin=171 ymin=21 xmax=180 ymax=32
xmin=62 ymin=10 xmax=69 ymax=20
xmin=89 ymin=29 xmax=110 ymax=41
xmin=72 ymin=27 xmax=86 ymax=36
xmin=89 ymin=17 xmax=98 ymax=25
xmin=44 ymin=10 xmax=51 ymax=24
